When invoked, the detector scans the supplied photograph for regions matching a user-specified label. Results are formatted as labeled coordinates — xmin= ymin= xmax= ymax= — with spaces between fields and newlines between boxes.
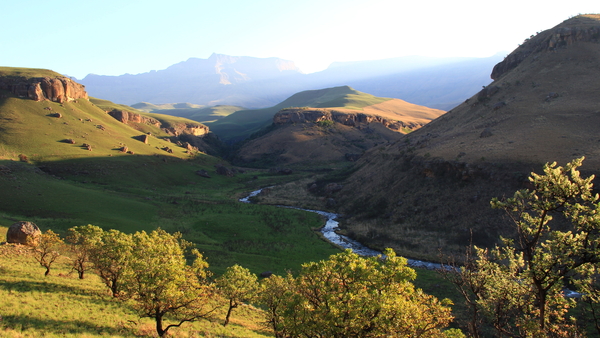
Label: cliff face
xmin=107 ymin=109 xmax=209 ymax=137
xmin=273 ymin=109 xmax=424 ymax=131
xmin=0 ymin=76 xmax=88 ymax=103
xmin=162 ymin=123 xmax=209 ymax=137
xmin=108 ymin=110 xmax=162 ymax=128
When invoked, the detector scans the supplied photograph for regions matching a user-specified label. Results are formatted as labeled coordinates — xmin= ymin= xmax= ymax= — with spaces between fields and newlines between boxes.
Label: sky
xmin=1 ymin=0 xmax=598 ymax=79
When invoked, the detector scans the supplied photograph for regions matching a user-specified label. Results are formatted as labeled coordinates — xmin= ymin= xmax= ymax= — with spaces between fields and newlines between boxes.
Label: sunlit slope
xmin=206 ymin=86 xmax=395 ymax=142
xmin=132 ymin=102 xmax=244 ymax=124
xmin=0 ymin=97 xmax=193 ymax=162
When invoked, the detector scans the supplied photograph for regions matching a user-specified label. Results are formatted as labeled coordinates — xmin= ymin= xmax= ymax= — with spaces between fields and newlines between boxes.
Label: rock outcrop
xmin=6 ymin=221 xmax=41 ymax=245
xmin=162 ymin=123 xmax=209 ymax=137
xmin=273 ymin=108 xmax=422 ymax=131
xmin=108 ymin=109 xmax=161 ymax=127
xmin=0 ymin=76 xmax=88 ymax=103
xmin=107 ymin=110 xmax=209 ymax=137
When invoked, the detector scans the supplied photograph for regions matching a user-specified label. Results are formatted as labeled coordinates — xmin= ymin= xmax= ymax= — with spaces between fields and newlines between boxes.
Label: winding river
xmin=240 ymin=188 xmax=442 ymax=270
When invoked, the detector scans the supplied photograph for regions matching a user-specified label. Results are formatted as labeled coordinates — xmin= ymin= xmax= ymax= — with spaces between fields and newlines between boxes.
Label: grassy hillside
xmin=0 ymin=88 xmax=341 ymax=276
xmin=206 ymin=86 xmax=392 ymax=143
xmin=132 ymin=102 xmax=243 ymax=124
xmin=0 ymin=96 xmax=196 ymax=162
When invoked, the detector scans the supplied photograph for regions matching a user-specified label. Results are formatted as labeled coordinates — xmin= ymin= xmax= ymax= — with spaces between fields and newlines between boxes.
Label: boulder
xmin=7 ymin=221 xmax=41 ymax=245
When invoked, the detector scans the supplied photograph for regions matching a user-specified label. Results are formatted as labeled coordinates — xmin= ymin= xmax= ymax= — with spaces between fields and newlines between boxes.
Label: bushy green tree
xmin=66 ymin=224 xmax=104 ymax=279
xmin=120 ymin=229 xmax=215 ymax=337
xmin=259 ymin=248 xmax=456 ymax=338
xmin=215 ymin=264 xmax=259 ymax=326
xmin=450 ymin=157 xmax=600 ymax=337
xmin=30 ymin=229 xmax=63 ymax=276
xmin=87 ymin=228 xmax=133 ymax=297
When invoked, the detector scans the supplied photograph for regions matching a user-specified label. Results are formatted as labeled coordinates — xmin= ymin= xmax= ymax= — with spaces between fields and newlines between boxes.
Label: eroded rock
xmin=7 ymin=221 xmax=41 ymax=245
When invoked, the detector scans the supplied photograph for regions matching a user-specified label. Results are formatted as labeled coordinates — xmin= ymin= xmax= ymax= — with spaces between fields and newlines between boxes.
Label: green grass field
xmin=0 ymin=156 xmax=342 ymax=276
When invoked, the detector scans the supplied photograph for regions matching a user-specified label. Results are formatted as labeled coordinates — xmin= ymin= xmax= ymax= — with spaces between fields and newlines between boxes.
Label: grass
xmin=0 ymin=67 xmax=61 ymax=78
xmin=0 ymin=156 xmax=340 ymax=276
xmin=134 ymin=105 xmax=244 ymax=124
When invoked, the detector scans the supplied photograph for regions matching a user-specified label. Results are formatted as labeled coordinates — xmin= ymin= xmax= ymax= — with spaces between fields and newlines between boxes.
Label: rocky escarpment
xmin=162 ymin=123 xmax=209 ymax=137
xmin=0 ymin=76 xmax=88 ymax=103
xmin=108 ymin=110 xmax=161 ymax=128
xmin=107 ymin=109 xmax=209 ymax=137
xmin=491 ymin=17 xmax=600 ymax=80
xmin=274 ymin=108 xmax=423 ymax=131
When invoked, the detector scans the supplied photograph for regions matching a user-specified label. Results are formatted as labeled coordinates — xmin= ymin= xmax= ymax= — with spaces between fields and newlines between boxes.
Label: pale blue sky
xmin=2 ymin=0 xmax=598 ymax=79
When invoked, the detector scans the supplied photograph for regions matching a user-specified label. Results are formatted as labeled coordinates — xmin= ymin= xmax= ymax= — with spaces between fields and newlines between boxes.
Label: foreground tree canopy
xmin=259 ymin=248 xmax=459 ymax=338
xmin=446 ymin=157 xmax=600 ymax=337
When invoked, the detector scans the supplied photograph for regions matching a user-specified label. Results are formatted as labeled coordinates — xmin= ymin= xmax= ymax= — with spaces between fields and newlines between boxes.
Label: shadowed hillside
xmin=296 ymin=14 xmax=600 ymax=262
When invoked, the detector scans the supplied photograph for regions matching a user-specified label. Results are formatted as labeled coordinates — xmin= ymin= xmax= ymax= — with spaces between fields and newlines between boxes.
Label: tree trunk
xmin=156 ymin=312 xmax=166 ymax=337
xmin=44 ymin=266 xmax=50 ymax=276
xmin=224 ymin=299 xmax=236 ymax=326
xmin=111 ymin=279 xmax=119 ymax=297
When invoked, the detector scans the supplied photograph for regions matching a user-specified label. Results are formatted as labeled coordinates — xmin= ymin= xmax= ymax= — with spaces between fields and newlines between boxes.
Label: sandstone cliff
xmin=274 ymin=108 xmax=423 ymax=132
xmin=161 ymin=123 xmax=209 ymax=137
xmin=108 ymin=110 xmax=162 ymax=128
xmin=108 ymin=109 xmax=209 ymax=137
xmin=0 ymin=76 xmax=88 ymax=103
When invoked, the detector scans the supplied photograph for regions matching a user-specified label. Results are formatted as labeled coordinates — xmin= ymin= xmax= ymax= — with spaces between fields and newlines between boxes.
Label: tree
xmin=258 ymin=273 xmax=295 ymax=338
xmin=65 ymin=224 xmax=104 ymax=279
xmin=30 ymin=229 xmax=63 ymax=276
xmin=258 ymin=248 xmax=456 ymax=338
xmin=215 ymin=264 xmax=259 ymax=326
xmin=121 ymin=229 xmax=215 ymax=337
xmin=87 ymin=228 xmax=133 ymax=297
xmin=450 ymin=157 xmax=600 ymax=336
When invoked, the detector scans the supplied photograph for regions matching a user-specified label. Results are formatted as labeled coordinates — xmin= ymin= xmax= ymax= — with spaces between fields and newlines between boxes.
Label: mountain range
xmin=80 ymin=52 xmax=503 ymax=111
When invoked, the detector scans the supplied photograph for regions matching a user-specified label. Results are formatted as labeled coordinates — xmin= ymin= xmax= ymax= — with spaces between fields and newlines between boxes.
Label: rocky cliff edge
xmin=0 ymin=76 xmax=88 ymax=103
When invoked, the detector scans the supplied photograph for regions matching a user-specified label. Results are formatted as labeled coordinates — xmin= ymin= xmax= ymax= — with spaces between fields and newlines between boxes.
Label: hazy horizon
xmin=2 ymin=0 xmax=598 ymax=79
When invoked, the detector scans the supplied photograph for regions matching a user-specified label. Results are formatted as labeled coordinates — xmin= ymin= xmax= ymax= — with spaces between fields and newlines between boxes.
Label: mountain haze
xmin=81 ymin=53 xmax=303 ymax=107
xmin=79 ymin=53 xmax=502 ymax=111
